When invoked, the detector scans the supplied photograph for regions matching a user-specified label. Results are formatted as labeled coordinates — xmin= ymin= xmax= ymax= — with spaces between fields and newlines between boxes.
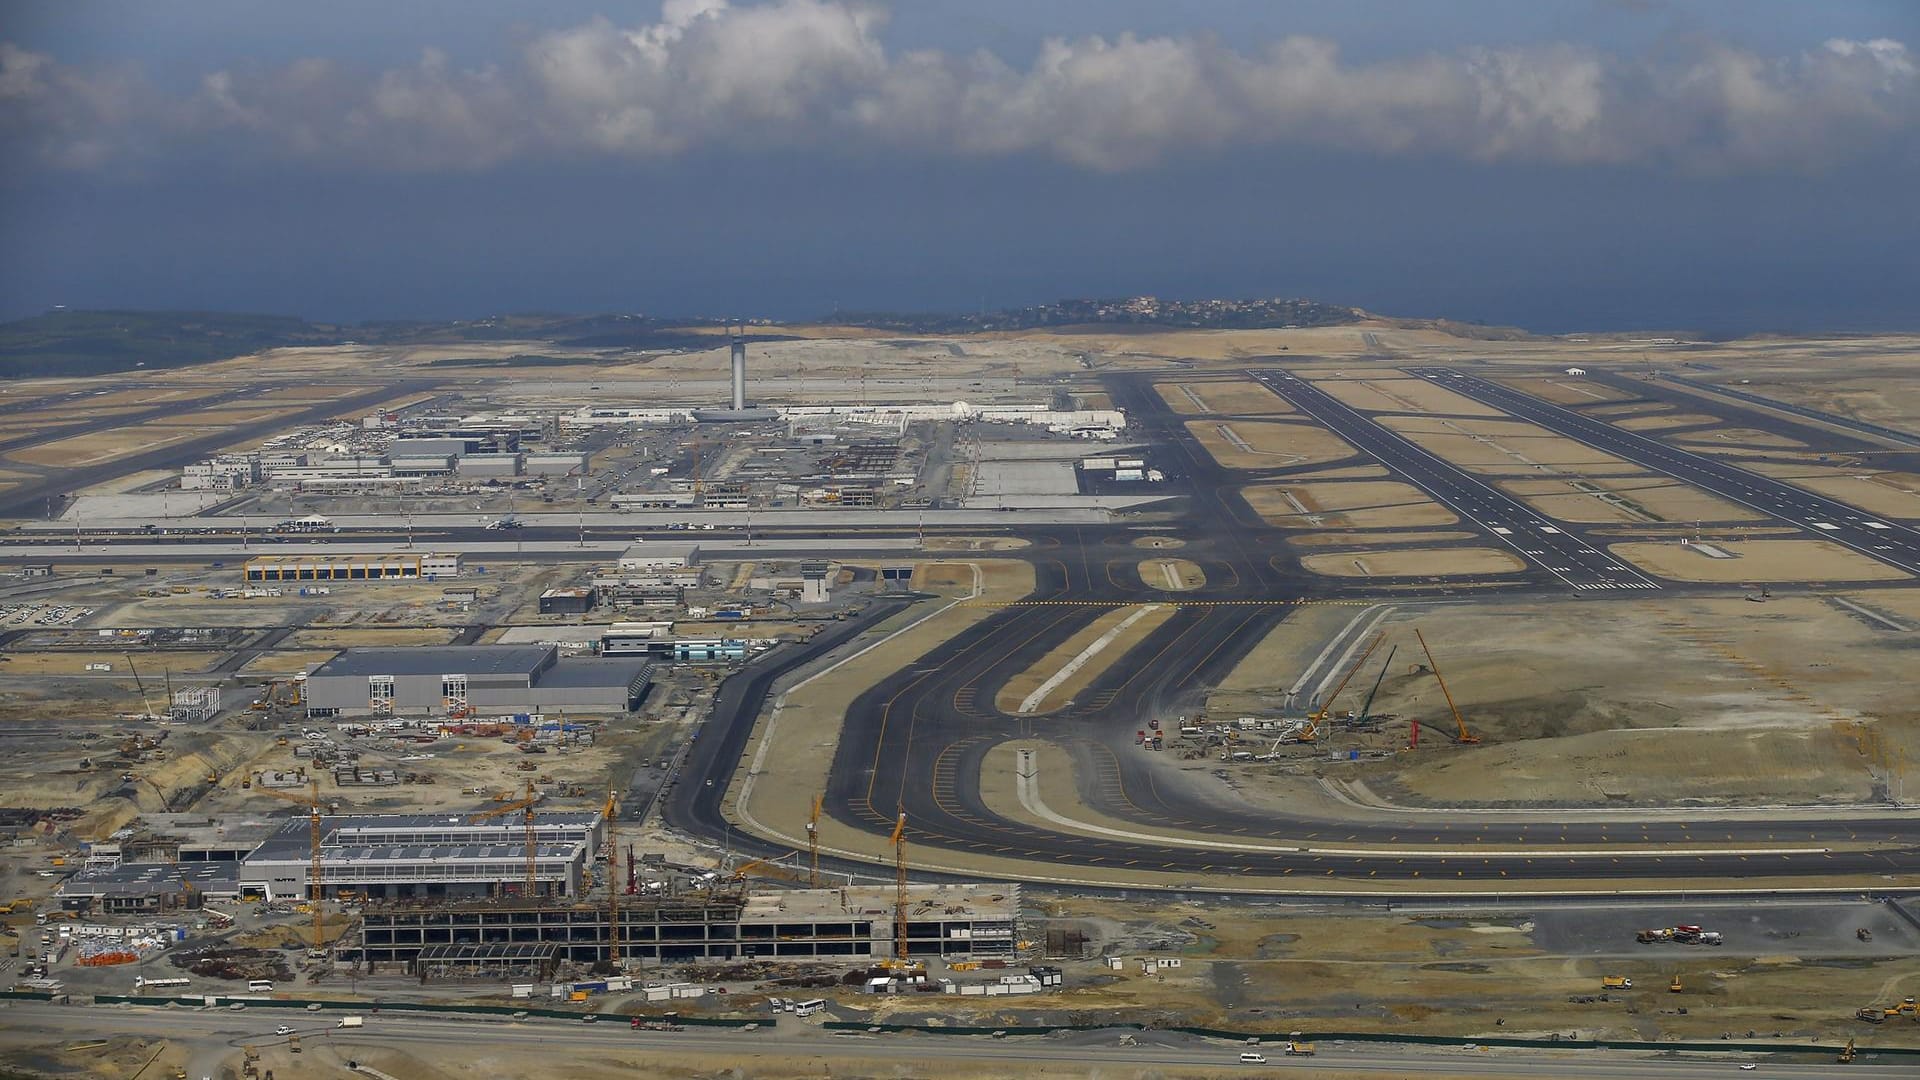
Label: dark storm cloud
xmin=2 ymin=1 xmax=1915 ymax=175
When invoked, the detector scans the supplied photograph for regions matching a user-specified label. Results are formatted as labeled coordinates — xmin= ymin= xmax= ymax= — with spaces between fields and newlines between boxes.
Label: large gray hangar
xmin=303 ymin=645 xmax=652 ymax=718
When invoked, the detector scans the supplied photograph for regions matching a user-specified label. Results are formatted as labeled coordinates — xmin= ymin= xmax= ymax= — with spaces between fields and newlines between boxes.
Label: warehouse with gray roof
xmin=303 ymin=645 xmax=653 ymax=718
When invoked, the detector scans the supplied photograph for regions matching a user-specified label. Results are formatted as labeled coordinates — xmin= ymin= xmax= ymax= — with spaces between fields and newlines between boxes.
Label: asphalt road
xmin=1416 ymin=368 xmax=1920 ymax=577
xmin=662 ymin=373 xmax=1920 ymax=890
xmin=2 ymin=1001 xmax=1906 ymax=1078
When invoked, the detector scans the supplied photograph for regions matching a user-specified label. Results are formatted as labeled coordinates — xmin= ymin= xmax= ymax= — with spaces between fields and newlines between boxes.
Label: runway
xmin=666 ymin=372 xmax=1920 ymax=893
xmin=1250 ymin=370 xmax=1663 ymax=591
xmin=1413 ymin=367 xmax=1920 ymax=577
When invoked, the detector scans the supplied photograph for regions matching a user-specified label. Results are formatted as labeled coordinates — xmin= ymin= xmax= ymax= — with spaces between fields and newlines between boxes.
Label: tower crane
xmin=255 ymin=779 xmax=329 ymax=954
xmin=1415 ymin=628 xmax=1478 ymax=744
xmin=890 ymin=813 xmax=910 ymax=963
xmin=806 ymin=793 xmax=823 ymax=888
xmin=467 ymin=780 xmax=540 ymax=896
xmin=604 ymin=790 xmax=620 ymax=969
xmin=1306 ymin=631 xmax=1385 ymax=737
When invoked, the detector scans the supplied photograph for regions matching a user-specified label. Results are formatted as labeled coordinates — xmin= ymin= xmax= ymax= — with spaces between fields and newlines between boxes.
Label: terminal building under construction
xmin=347 ymin=883 xmax=1020 ymax=974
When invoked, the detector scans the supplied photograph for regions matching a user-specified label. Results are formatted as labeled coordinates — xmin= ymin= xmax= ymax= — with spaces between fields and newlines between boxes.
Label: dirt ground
xmin=1609 ymin=540 xmax=1912 ymax=583
xmin=1305 ymin=374 xmax=1505 ymax=417
xmin=1497 ymin=476 xmax=1764 ymax=524
xmin=1377 ymin=416 xmax=1640 ymax=477
xmin=1240 ymin=480 xmax=1457 ymax=529
xmin=994 ymin=603 xmax=1179 ymax=715
xmin=284 ymin=627 xmax=460 ymax=648
xmin=1153 ymin=377 xmax=1295 ymax=415
xmin=1299 ymin=548 xmax=1527 ymax=578
xmin=1493 ymin=375 xmax=1636 ymax=405
xmin=1218 ymin=594 xmax=1920 ymax=809
xmin=1138 ymin=558 xmax=1205 ymax=591
xmin=1183 ymin=419 xmax=1357 ymax=470
xmin=1742 ymin=463 xmax=1920 ymax=520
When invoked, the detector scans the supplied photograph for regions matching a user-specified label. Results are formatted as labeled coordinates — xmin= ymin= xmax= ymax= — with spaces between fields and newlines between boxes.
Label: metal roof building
xmin=303 ymin=645 xmax=652 ymax=718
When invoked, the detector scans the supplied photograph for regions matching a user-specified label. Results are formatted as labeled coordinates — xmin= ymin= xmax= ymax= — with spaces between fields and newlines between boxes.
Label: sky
xmin=2 ymin=1 xmax=1916 ymax=335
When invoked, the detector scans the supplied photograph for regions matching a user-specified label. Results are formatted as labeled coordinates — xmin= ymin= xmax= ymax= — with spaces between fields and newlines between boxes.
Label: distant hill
xmin=0 ymin=298 xmax=1370 ymax=378
xmin=0 ymin=309 xmax=355 ymax=378
xmin=825 ymin=296 xmax=1365 ymax=333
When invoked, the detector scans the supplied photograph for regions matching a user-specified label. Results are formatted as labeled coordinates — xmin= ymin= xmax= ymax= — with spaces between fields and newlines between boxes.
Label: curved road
xmin=682 ymin=371 xmax=1920 ymax=890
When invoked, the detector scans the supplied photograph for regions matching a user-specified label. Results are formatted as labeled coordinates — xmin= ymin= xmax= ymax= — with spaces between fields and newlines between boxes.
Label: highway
xmin=1 ymin=1001 xmax=1905 ymax=1078
xmin=1251 ymin=370 xmax=1662 ymax=592
xmin=1415 ymin=368 xmax=1920 ymax=577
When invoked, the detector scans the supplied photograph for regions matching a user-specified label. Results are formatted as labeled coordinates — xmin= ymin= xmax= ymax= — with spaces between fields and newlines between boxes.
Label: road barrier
xmin=821 ymin=1020 xmax=1920 ymax=1060
xmin=87 ymin=993 xmax=770 ymax=1028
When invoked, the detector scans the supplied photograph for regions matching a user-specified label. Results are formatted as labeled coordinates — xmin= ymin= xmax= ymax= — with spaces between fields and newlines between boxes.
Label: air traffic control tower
xmin=694 ymin=323 xmax=779 ymax=423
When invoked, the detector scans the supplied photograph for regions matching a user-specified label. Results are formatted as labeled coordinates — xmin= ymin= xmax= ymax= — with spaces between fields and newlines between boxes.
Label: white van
xmin=248 ymin=979 xmax=275 ymax=993
xmin=1238 ymin=1052 xmax=1268 ymax=1064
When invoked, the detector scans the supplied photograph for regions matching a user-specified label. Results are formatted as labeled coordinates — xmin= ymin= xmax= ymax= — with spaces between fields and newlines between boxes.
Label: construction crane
xmin=124 ymin=652 xmax=158 ymax=720
xmin=806 ymin=793 xmax=823 ymax=888
xmin=1351 ymin=645 xmax=1398 ymax=729
xmin=255 ymin=779 xmax=328 ymax=953
xmin=1414 ymin=628 xmax=1478 ymax=744
xmin=1306 ymin=631 xmax=1385 ymax=735
xmin=468 ymin=780 xmax=540 ymax=897
xmin=605 ymin=790 xmax=620 ymax=969
xmin=890 ymin=812 xmax=909 ymax=963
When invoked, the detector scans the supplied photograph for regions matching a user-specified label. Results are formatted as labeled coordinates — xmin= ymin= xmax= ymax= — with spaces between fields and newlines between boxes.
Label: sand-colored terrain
xmin=285 ymin=627 xmax=461 ymax=648
xmin=1306 ymin=374 xmax=1504 ymax=417
xmin=1493 ymin=375 xmax=1636 ymax=405
xmin=1742 ymin=463 xmax=1920 ymax=519
xmin=1183 ymin=419 xmax=1356 ymax=469
xmin=1138 ymin=557 xmax=1205 ymax=591
xmin=1609 ymin=539 xmax=1911 ymax=583
xmin=1670 ymin=426 xmax=1810 ymax=450
xmin=9 ymin=424 xmax=224 ymax=467
xmin=993 ymin=603 xmax=1180 ymax=714
xmin=1286 ymin=530 xmax=1481 ymax=548
xmin=0 ymin=650 xmax=227 ymax=676
xmin=1378 ymin=416 xmax=1639 ymax=476
xmin=1240 ymin=480 xmax=1457 ymax=529
xmin=1300 ymin=547 xmax=1527 ymax=578
xmin=1154 ymin=378 xmax=1294 ymax=416
xmin=1498 ymin=476 xmax=1764 ymax=524
xmin=1613 ymin=412 xmax=1724 ymax=431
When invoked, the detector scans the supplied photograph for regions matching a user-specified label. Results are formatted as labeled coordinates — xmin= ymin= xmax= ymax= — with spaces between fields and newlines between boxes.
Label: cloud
xmin=1 ymin=1 xmax=1914 ymax=174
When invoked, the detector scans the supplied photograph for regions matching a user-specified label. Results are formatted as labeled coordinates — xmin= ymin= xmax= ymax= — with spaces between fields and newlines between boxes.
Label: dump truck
xmin=1602 ymin=976 xmax=1633 ymax=990
xmin=1284 ymin=1041 xmax=1315 ymax=1056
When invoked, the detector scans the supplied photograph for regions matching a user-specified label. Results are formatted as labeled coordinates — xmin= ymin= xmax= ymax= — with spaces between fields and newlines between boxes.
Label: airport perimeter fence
xmin=87 ymin=993 xmax=769 ymax=1028
xmin=0 ymin=990 xmax=56 ymax=1002
xmin=821 ymin=1020 xmax=1920 ymax=1060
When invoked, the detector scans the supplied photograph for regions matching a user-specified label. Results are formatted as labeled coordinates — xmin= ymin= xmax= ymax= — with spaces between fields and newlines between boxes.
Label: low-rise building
xmin=302 ymin=645 xmax=653 ymax=717
xmin=244 ymin=553 xmax=458 ymax=582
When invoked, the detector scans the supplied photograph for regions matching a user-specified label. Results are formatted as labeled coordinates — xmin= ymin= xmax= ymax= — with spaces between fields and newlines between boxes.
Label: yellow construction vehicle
xmin=1668 ymin=975 xmax=1683 ymax=993
xmin=1839 ymin=1037 xmax=1856 ymax=1063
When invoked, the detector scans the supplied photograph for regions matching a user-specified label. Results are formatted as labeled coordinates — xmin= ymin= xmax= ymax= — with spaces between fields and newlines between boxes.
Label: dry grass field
xmin=1240 ymin=480 xmax=1457 ymax=528
xmin=1609 ymin=539 xmax=1911 ymax=583
xmin=1153 ymin=377 xmax=1295 ymax=415
xmin=1183 ymin=418 xmax=1357 ymax=469
xmin=1299 ymin=547 xmax=1527 ymax=578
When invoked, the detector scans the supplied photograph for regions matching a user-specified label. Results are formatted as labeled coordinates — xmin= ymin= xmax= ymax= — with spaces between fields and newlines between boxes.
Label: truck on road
xmin=337 ymin=1016 xmax=364 ymax=1028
